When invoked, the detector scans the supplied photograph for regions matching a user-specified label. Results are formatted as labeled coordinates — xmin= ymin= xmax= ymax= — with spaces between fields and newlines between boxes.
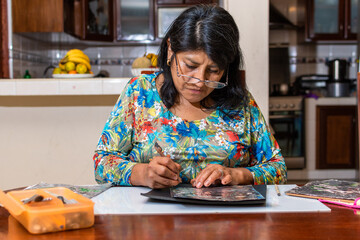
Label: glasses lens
xmin=205 ymin=82 xmax=226 ymax=89
xmin=180 ymin=75 xmax=226 ymax=89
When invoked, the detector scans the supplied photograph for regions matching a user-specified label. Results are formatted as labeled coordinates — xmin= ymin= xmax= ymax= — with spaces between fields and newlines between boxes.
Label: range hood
xmin=269 ymin=3 xmax=298 ymax=30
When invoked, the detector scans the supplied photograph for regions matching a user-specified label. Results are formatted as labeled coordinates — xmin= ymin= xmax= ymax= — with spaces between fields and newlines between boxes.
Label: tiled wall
xmin=288 ymin=44 xmax=358 ymax=83
xmin=11 ymin=32 xmax=160 ymax=78
xmin=11 ymin=33 xmax=53 ymax=78
xmin=11 ymin=32 xmax=358 ymax=82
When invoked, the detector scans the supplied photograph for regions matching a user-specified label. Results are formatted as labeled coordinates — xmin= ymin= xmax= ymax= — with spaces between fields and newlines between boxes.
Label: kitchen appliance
xmin=327 ymin=59 xmax=348 ymax=81
xmin=327 ymin=80 xmax=351 ymax=97
xmin=326 ymin=59 xmax=351 ymax=97
xmin=294 ymin=74 xmax=329 ymax=96
xmin=269 ymin=96 xmax=305 ymax=169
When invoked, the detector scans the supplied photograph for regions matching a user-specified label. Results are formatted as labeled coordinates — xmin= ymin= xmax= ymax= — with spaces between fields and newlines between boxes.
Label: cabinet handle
xmin=339 ymin=24 xmax=343 ymax=31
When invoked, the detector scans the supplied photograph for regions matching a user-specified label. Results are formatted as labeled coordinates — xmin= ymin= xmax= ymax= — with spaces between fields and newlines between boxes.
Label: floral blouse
xmin=93 ymin=72 xmax=287 ymax=186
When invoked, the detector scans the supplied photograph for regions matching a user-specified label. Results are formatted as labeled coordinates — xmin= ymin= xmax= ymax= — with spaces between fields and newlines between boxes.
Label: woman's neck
xmin=156 ymin=73 xmax=214 ymax=121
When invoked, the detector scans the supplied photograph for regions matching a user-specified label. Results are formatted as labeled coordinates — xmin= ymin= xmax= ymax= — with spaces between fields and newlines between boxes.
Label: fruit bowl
xmin=131 ymin=68 xmax=160 ymax=76
xmin=53 ymin=49 xmax=92 ymax=76
xmin=52 ymin=73 xmax=94 ymax=79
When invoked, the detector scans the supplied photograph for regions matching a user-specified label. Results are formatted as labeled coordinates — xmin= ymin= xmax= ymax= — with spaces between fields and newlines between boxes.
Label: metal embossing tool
xmin=154 ymin=141 xmax=165 ymax=157
xmin=22 ymin=194 xmax=44 ymax=204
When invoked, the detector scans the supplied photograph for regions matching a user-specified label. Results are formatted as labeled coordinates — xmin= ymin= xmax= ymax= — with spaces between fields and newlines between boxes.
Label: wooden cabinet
xmin=306 ymin=0 xmax=358 ymax=41
xmin=84 ymin=0 xmax=115 ymax=41
xmin=64 ymin=0 xmax=84 ymax=39
xmin=65 ymin=0 xmax=154 ymax=42
xmin=13 ymin=0 xmax=217 ymax=42
xmin=64 ymin=0 xmax=115 ymax=41
xmin=1 ymin=0 xmax=9 ymax=78
xmin=12 ymin=0 xmax=64 ymax=32
xmin=316 ymin=105 xmax=357 ymax=169
xmin=156 ymin=0 xmax=215 ymax=5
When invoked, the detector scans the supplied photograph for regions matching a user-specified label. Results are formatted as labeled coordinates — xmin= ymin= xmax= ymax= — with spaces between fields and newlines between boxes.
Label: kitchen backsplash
xmin=11 ymin=32 xmax=358 ymax=81
xmin=290 ymin=44 xmax=357 ymax=81
xmin=11 ymin=32 xmax=160 ymax=78
xmin=271 ymin=43 xmax=357 ymax=85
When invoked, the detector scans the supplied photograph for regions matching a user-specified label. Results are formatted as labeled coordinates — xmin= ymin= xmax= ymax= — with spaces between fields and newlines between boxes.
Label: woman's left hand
xmin=190 ymin=164 xmax=232 ymax=188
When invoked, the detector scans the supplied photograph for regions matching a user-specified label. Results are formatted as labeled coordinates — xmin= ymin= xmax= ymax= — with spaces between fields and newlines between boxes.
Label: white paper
xmin=91 ymin=185 xmax=330 ymax=215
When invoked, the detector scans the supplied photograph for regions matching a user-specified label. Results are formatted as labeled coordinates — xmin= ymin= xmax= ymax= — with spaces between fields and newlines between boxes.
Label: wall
xmin=0 ymin=96 xmax=117 ymax=190
xmin=225 ymin=0 xmax=270 ymax=120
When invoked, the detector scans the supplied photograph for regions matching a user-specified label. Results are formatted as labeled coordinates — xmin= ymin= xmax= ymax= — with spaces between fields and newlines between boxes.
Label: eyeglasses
xmin=174 ymin=55 xmax=228 ymax=89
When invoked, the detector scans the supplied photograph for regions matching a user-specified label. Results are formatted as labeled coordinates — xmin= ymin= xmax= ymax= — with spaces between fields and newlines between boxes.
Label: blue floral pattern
xmin=94 ymin=72 xmax=287 ymax=186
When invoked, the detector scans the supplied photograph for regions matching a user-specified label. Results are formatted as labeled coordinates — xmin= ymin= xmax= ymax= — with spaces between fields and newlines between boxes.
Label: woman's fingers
xmin=221 ymin=174 xmax=232 ymax=185
xmin=151 ymin=157 xmax=181 ymax=180
xmin=192 ymin=165 xmax=232 ymax=188
xmin=146 ymin=157 xmax=182 ymax=188
xmin=147 ymin=174 xmax=180 ymax=189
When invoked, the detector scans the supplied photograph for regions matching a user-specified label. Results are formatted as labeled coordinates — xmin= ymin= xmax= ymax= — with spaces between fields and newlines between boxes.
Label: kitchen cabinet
xmin=316 ymin=105 xmax=356 ymax=169
xmin=65 ymin=0 xmax=155 ymax=42
xmin=64 ymin=0 xmax=115 ymax=41
xmin=306 ymin=0 xmax=358 ymax=41
xmin=84 ymin=0 xmax=115 ymax=41
xmin=115 ymin=0 xmax=155 ymax=41
xmin=156 ymin=0 xmax=215 ymax=5
xmin=15 ymin=0 xmax=217 ymax=42
xmin=155 ymin=0 xmax=218 ymax=38
xmin=1 ymin=0 xmax=9 ymax=78
xmin=12 ymin=0 xmax=64 ymax=32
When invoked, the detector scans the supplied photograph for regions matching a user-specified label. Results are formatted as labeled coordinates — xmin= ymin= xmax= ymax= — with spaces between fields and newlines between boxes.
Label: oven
xmin=269 ymin=96 xmax=305 ymax=169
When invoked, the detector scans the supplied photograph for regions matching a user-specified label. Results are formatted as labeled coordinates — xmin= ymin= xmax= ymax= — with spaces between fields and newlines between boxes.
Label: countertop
xmin=0 ymin=77 xmax=130 ymax=96
xmin=305 ymin=96 xmax=357 ymax=105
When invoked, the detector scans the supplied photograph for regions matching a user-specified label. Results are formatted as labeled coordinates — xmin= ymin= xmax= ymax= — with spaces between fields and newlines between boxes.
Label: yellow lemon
xmin=76 ymin=63 xmax=88 ymax=74
xmin=65 ymin=62 xmax=76 ymax=72
xmin=53 ymin=67 xmax=62 ymax=74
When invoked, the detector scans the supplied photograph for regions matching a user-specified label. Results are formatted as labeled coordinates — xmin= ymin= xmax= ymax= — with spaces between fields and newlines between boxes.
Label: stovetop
xmin=269 ymin=96 xmax=303 ymax=111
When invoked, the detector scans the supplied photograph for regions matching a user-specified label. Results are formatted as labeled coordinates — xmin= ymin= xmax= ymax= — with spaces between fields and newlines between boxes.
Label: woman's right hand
xmin=131 ymin=157 xmax=182 ymax=189
xmin=144 ymin=157 xmax=182 ymax=188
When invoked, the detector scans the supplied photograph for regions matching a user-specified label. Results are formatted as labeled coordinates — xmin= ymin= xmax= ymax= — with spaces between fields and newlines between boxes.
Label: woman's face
xmin=169 ymin=50 xmax=225 ymax=106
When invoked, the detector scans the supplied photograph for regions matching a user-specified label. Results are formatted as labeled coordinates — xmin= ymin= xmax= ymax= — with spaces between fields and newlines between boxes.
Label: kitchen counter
xmin=305 ymin=96 xmax=357 ymax=106
xmin=0 ymin=77 xmax=130 ymax=96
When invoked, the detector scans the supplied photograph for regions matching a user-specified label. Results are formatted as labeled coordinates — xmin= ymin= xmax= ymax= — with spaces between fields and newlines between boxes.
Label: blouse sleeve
xmin=245 ymin=96 xmax=287 ymax=184
xmin=93 ymin=78 xmax=138 ymax=186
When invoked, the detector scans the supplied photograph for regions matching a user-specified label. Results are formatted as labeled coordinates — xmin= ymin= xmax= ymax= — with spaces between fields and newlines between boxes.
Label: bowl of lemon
xmin=131 ymin=53 xmax=159 ymax=76
xmin=52 ymin=49 xmax=94 ymax=78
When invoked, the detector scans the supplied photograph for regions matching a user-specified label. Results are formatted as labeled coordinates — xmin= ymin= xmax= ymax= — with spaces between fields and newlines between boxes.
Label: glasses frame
xmin=174 ymin=54 xmax=228 ymax=89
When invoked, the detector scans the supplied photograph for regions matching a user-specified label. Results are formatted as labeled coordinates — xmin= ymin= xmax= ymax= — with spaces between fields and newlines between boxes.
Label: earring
xmin=167 ymin=59 xmax=171 ymax=66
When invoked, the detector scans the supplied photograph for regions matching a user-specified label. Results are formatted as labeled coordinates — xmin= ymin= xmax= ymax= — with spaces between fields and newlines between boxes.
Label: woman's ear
xmin=167 ymin=38 xmax=173 ymax=60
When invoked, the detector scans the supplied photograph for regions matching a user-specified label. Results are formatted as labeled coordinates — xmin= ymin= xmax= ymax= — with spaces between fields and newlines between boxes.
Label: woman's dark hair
xmin=158 ymin=4 xmax=248 ymax=114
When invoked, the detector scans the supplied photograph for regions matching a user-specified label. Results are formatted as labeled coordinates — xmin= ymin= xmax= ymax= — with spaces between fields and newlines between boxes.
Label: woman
xmin=93 ymin=5 xmax=287 ymax=189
